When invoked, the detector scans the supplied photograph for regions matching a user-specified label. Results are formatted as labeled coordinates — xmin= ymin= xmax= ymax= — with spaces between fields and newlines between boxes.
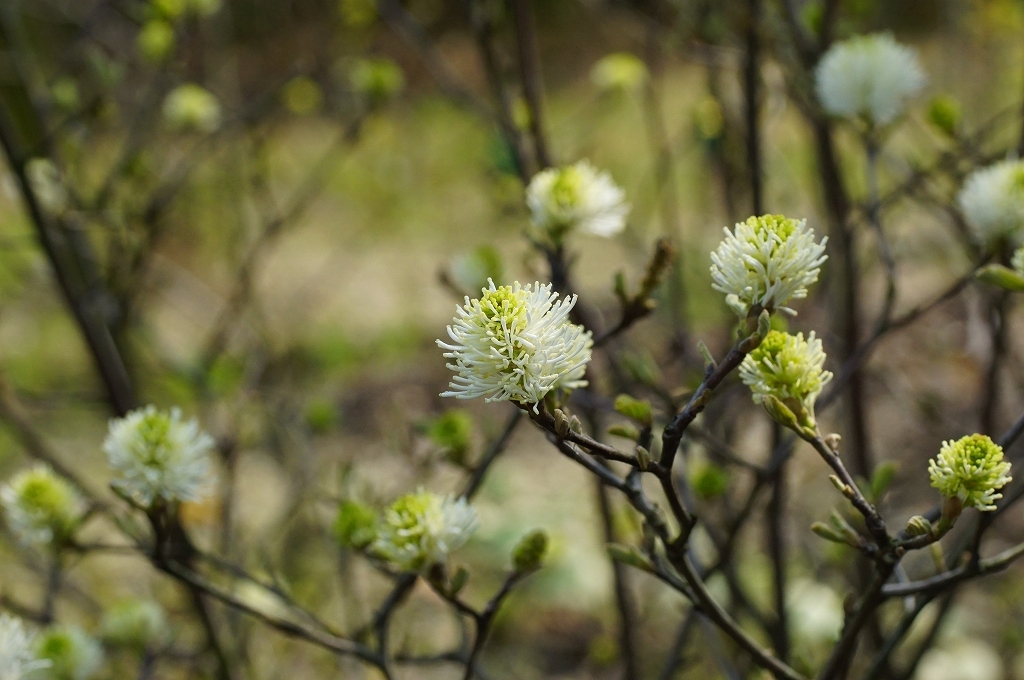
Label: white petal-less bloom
xmin=104 ymin=405 xmax=215 ymax=507
xmin=710 ymin=214 xmax=827 ymax=316
xmin=928 ymin=434 xmax=1011 ymax=511
xmin=0 ymin=614 xmax=50 ymax=680
xmin=526 ymin=161 xmax=630 ymax=238
xmin=372 ymin=491 xmax=478 ymax=572
xmin=438 ymin=280 xmax=593 ymax=409
xmin=739 ymin=330 xmax=833 ymax=422
xmin=36 ymin=625 xmax=103 ymax=680
xmin=1 ymin=465 xmax=84 ymax=548
xmin=815 ymin=33 xmax=926 ymax=126
xmin=958 ymin=159 xmax=1024 ymax=249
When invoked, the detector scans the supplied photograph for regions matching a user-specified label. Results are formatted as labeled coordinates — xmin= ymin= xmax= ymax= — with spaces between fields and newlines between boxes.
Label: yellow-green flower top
xmin=928 ymin=434 xmax=1012 ymax=511
xmin=0 ymin=465 xmax=83 ymax=547
xmin=739 ymin=330 xmax=833 ymax=427
xmin=372 ymin=491 xmax=478 ymax=572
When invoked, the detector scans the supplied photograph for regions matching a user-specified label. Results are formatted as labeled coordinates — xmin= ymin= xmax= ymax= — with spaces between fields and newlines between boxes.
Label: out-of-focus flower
xmin=710 ymin=214 xmax=827 ymax=317
xmin=590 ymin=53 xmax=648 ymax=94
xmin=101 ymin=599 xmax=167 ymax=650
xmin=815 ymin=33 xmax=925 ymax=126
xmin=349 ymin=58 xmax=404 ymax=105
xmin=162 ymin=84 xmax=221 ymax=133
xmin=438 ymin=280 xmax=592 ymax=410
xmin=1 ymin=465 xmax=83 ymax=548
xmin=138 ymin=21 xmax=175 ymax=63
xmin=918 ymin=639 xmax=1004 ymax=680
xmin=281 ymin=76 xmax=323 ymax=116
xmin=103 ymin=405 xmax=215 ymax=507
xmin=526 ymin=161 xmax=629 ymax=239
xmin=0 ymin=614 xmax=50 ymax=679
xmin=35 ymin=626 xmax=102 ymax=680
xmin=739 ymin=330 xmax=832 ymax=431
xmin=958 ymin=159 xmax=1024 ymax=249
xmin=787 ymin=579 xmax=843 ymax=645
xmin=372 ymin=491 xmax=478 ymax=572
xmin=25 ymin=158 xmax=68 ymax=215
xmin=929 ymin=434 xmax=1011 ymax=511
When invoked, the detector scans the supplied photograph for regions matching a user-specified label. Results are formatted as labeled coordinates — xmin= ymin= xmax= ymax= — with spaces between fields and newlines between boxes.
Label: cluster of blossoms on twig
xmin=371 ymin=491 xmax=479 ymax=572
xmin=526 ymin=160 xmax=630 ymax=240
xmin=0 ymin=465 xmax=84 ymax=548
xmin=929 ymin=434 xmax=1012 ymax=511
xmin=438 ymin=280 xmax=593 ymax=411
xmin=815 ymin=32 xmax=926 ymax=127
xmin=35 ymin=625 xmax=104 ymax=680
xmin=739 ymin=330 xmax=833 ymax=434
xmin=958 ymin=159 xmax=1024 ymax=250
xmin=710 ymin=214 xmax=827 ymax=317
xmin=104 ymin=405 xmax=216 ymax=507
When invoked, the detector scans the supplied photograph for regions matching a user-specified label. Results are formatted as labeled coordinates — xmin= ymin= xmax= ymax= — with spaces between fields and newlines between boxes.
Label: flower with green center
xmin=0 ymin=614 xmax=50 ymax=680
xmin=928 ymin=434 xmax=1011 ymax=511
xmin=1 ymin=465 xmax=83 ymax=548
xmin=526 ymin=161 xmax=630 ymax=239
xmin=372 ymin=491 xmax=478 ymax=572
xmin=959 ymin=160 xmax=1024 ymax=249
xmin=36 ymin=626 xmax=102 ymax=680
xmin=162 ymin=84 xmax=221 ymax=133
xmin=104 ymin=405 xmax=215 ymax=507
xmin=739 ymin=330 xmax=833 ymax=430
xmin=101 ymin=599 xmax=167 ymax=650
xmin=590 ymin=53 xmax=648 ymax=94
xmin=438 ymin=280 xmax=593 ymax=410
xmin=710 ymin=214 xmax=827 ymax=317
xmin=815 ymin=33 xmax=925 ymax=126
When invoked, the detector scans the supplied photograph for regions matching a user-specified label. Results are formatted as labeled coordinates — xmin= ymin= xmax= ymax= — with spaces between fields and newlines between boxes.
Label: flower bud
xmin=512 ymin=530 xmax=549 ymax=572
xmin=334 ymin=500 xmax=377 ymax=550
xmin=613 ymin=394 xmax=652 ymax=427
xmin=635 ymin=446 xmax=651 ymax=471
xmin=905 ymin=515 xmax=933 ymax=537
xmin=606 ymin=544 xmax=654 ymax=572
xmin=553 ymin=408 xmax=571 ymax=437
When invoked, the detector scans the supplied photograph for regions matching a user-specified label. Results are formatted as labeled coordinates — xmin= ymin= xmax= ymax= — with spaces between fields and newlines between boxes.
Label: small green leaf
xmin=512 ymin=530 xmax=549 ymax=572
xmin=613 ymin=394 xmax=653 ymax=426
xmin=607 ymin=424 xmax=640 ymax=440
xmin=869 ymin=461 xmax=898 ymax=501
xmin=976 ymin=264 xmax=1024 ymax=292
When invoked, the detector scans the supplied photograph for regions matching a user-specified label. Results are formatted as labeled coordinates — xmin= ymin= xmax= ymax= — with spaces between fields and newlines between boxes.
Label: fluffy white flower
xmin=928 ymin=434 xmax=1011 ymax=511
xmin=0 ymin=614 xmax=49 ymax=680
xmin=526 ymin=161 xmax=629 ymax=238
xmin=36 ymin=625 xmax=103 ymax=680
xmin=958 ymin=159 xmax=1024 ymax=249
xmin=1 ymin=465 xmax=84 ymax=548
xmin=104 ymin=405 xmax=215 ymax=507
xmin=372 ymin=491 xmax=478 ymax=572
xmin=710 ymin=214 xmax=827 ymax=316
xmin=438 ymin=280 xmax=593 ymax=409
xmin=815 ymin=33 xmax=926 ymax=126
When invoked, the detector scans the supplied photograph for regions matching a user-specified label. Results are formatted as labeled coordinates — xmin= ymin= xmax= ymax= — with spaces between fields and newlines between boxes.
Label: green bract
xmin=928 ymin=434 xmax=1011 ymax=511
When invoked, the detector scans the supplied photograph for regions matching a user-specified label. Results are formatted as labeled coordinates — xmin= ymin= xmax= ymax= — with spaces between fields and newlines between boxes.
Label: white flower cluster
xmin=438 ymin=280 xmax=592 ymax=410
xmin=526 ymin=161 xmax=629 ymax=238
xmin=0 ymin=614 xmax=49 ymax=680
xmin=1 ymin=465 xmax=83 ymax=548
xmin=104 ymin=405 xmax=215 ymax=507
xmin=958 ymin=159 xmax=1024 ymax=250
xmin=710 ymin=214 xmax=827 ymax=317
xmin=372 ymin=491 xmax=478 ymax=572
xmin=815 ymin=33 xmax=925 ymax=126
xmin=36 ymin=625 xmax=103 ymax=680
